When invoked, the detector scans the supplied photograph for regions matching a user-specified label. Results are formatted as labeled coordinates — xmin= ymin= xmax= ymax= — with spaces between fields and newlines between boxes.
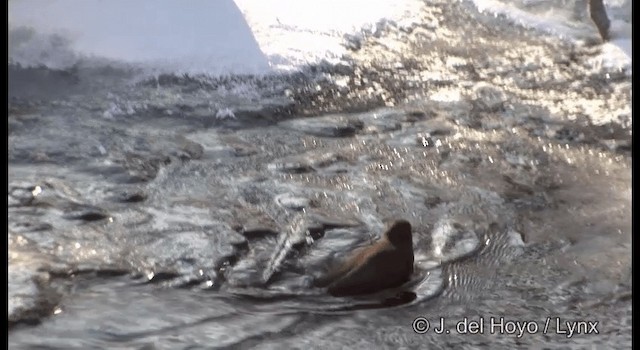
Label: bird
xmin=314 ymin=219 xmax=414 ymax=297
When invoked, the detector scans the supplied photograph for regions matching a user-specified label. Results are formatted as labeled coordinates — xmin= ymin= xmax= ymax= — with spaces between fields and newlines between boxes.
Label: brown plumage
xmin=314 ymin=220 xmax=414 ymax=297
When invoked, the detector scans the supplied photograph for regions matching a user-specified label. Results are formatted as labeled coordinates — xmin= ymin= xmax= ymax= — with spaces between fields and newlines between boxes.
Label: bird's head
xmin=384 ymin=219 xmax=413 ymax=248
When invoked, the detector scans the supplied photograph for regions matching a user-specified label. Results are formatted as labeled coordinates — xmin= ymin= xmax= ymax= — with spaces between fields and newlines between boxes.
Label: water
xmin=8 ymin=0 xmax=631 ymax=348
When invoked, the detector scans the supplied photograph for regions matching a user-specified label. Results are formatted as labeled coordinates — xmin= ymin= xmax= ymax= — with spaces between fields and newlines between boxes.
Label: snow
xmin=472 ymin=0 xmax=631 ymax=73
xmin=8 ymin=0 xmax=630 ymax=75
xmin=8 ymin=0 xmax=423 ymax=74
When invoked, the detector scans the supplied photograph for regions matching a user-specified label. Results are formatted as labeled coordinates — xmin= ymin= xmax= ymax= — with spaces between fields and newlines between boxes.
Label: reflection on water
xmin=8 ymin=0 xmax=630 ymax=348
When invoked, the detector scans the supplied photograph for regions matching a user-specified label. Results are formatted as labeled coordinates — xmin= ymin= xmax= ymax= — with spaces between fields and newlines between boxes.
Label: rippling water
xmin=8 ymin=1 xmax=631 ymax=348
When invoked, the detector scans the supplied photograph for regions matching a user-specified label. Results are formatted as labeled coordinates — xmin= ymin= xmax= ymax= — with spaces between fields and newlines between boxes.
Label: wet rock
xmin=175 ymin=138 xmax=204 ymax=161
xmin=115 ymin=153 xmax=172 ymax=183
xmin=241 ymin=226 xmax=279 ymax=239
xmin=424 ymin=196 xmax=442 ymax=208
xmin=269 ymin=151 xmax=349 ymax=175
xmin=404 ymin=110 xmax=435 ymax=122
xmin=427 ymin=127 xmax=454 ymax=137
xmin=9 ymin=222 xmax=53 ymax=233
xmin=280 ymin=115 xmax=364 ymax=138
xmin=267 ymin=161 xmax=315 ymax=174
xmin=62 ymin=205 xmax=110 ymax=222
xmin=112 ymin=189 xmax=147 ymax=203
xmin=45 ymin=266 xmax=131 ymax=279
xmin=93 ymin=268 xmax=131 ymax=278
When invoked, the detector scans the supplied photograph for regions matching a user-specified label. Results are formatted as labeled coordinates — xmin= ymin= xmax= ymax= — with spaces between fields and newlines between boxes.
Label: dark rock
xmin=241 ymin=226 xmax=279 ymax=239
xmin=62 ymin=205 xmax=110 ymax=222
